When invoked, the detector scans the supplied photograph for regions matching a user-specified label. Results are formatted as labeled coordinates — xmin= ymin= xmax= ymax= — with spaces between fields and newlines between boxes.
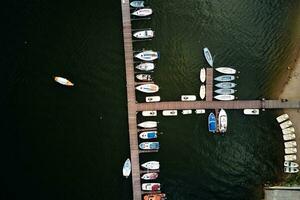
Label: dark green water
xmin=1 ymin=0 xmax=300 ymax=199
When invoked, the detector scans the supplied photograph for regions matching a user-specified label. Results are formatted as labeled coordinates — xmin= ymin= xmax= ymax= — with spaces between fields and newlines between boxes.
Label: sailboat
xmin=203 ymin=47 xmax=213 ymax=67
xmin=122 ymin=158 xmax=131 ymax=178
xmin=54 ymin=76 xmax=74 ymax=86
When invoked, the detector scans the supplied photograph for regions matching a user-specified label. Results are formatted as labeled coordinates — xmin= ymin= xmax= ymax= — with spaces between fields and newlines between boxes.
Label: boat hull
xmin=215 ymin=88 xmax=235 ymax=95
xmin=122 ymin=158 xmax=131 ymax=178
xmin=141 ymin=161 xmax=160 ymax=170
xmin=200 ymin=85 xmax=205 ymax=99
xmin=135 ymin=51 xmax=159 ymax=61
xmin=139 ymin=131 xmax=157 ymax=139
xmin=141 ymin=172 xmax=159 ymax=180
xmin=130 ymin=1 xmax=144 ymax=8
xmin=133 ymin=30 xmax=154 ymax=39
xmin=200 ymin=68 xmax=206 ymax=83
xmin=215 ymin=82 xmax=236 ymax=89
xmin=135 ymin=62 xmax=155 ymax=71
xmin=139 ymin=142 xmax=160 ymax=150
xmin=215 ymin=67 xmax=236 ymax=74
xmin=54 ymin=76 xmax=74 ymax=86
xmin=214 ymin=95 xmax=235 ymax=101
xmin=136 ymin=84 xmax=159 ymax=93
xmin=138 ymin=121 xmax=158 ymax=128
xmin=214 ymin=75 xmax=235 ymax=82
xmin=203 ymin=47 xmax=213 ymax=67
xmin=131 ymin=8 xmax=152 ymax=17
xmin=218 ymin=109 xmax=227 ymax=133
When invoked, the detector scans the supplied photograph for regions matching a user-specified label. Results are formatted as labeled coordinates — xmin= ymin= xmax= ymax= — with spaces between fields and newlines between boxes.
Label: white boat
xmin=181 ymin=95 xmax=197 ymax=101
xmin=182 ymin=110 xmax=192 ymax=115
xmin=135 ymin=62 xmax=155 ymax=71
xmin=276 ymin=114 xmax=289 ymax=123
xmin=131 ymin=8 xmax=152 ymax=17
xmin=285 ymin=147 xmax=297 ymax=154
xmin=139 ymin=131 xmax=157 ymax=139
xmin=136 ymin=84 xmax=159 ymax=93
xmin=133 ymin=30 xmax=154 ymax=39
xmin=215 ymin=82 xmax=236 ymax=89
xmin=214 ymin=75 xmax=235 ymax=82
xmin=142 ymin=111 xmax=157 ymax=117
xmin=130 ymin=1 xmax=144 ymax=8
xmin=203 ymin=47 xmax=213 ymax=67
xmin=284 ymin=161 xmax=299 ymax=168
xmin=214 ymin=95 xmax=235 ymax=101
xmin=218 ymin=109 xmax=227 ymax=133
xmin=139 ymin=142 xmax=159 ymax=150
xmin=142 ymin=183 xmax=160 ymax=191
xmin=285 ymin=154 xmax=297 ymax=161
xmin=280 ymin=120 xmax=293 ymax=129
xmin=54 ymin=76 xmax=74 ymax=86
xmin=200 ymin=68 xmax=206 ymax=83
xmin=141 ymin=161 xmax=160 ymax=170
xmin=136 ymin=74 xmax=152 ymax=81
xmin=243 ymin=109 xmax=260 ymax=115
xmin=122 ymin=158 xmax=131 ymax=178
xmin=146 ymin=96 xmax=161 ymax=102
xmin=200 ymin=84 xmax=206 ymax=100
xmin=195 ymin=109 xmax=205 ymax=114
xmin=138 ymin=121 xmax=158 ymax=128
xmin=215 ymin=88 xmax=235 ymax=95
xmin=162 ymin=110 xmax=178 ymax=116
xmin=283 ymin=133 xmax=296 ymax=141
xmin=135 ymin=50 xmax=159 ymax=61
xmin=215 ymin=67 xmax=237 ymax=75
xmin=284 ymin=141 xmax=297 ymax=148
xmin=282 ymin=127 xmax=295 ymax=135
xmin=284 ymin=167 xmax=299 ymax=173
xmin=141 ymin=172 xmax=159 ymax=180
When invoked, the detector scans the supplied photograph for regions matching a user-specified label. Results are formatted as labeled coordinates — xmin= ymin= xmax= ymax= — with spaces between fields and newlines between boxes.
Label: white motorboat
xmin=200 ymin=84 xmax=206 ymax=100
xmin=282 ymin=127 xmax=295 ymax=135
xmin=141 ymin=161 xmax=160 ymax=170
xmin=215 ymin=82 xmax=236 ymax=89
xmin=285 ymin=154 xmax=297 ymax=161
xmin=135 ymin=62 xmax=155 ymax=71
xmin=214 ymin=94 xmax=235 ymax=101
xmin=215 ymin=67 xmax=237 ymax=74
xmin=284 ymin=141 xmax=297 ymax=148
xmin=200 ymin=68 xmax=206 ymax=83
xmin=214 ymin=75 xmax=235 ymax=82
xmin=135 ymin=50 xmax=159 ymax=61
xmin=181 ymin=95 xmax=197 ymax=101
xmin=203 ymin=47 xmax=213 ymax=67
xmin=182 ymin=110 xmax=192 ymax=115
xmin=243 ymin=109 xmax=260 ymax=115
xmin=131 ymin=8 xmax=152 ymax=17
xmin=215 ymin=88 xmax=235 ymax=95
xmin=136 ymin=84 xmax=159 ymax=93
xmin=139 ymin=142 xmax=159 ymax=150
xmin=54 ymin=76 xmax=74 ymax=86
xmin=136 ymin=74 xmax=152 ymax=81
xmin=284 ymin=161 xmax=299 ymax=168
xmin=280 ymin=120 xmax=293 ymax=129
xmin=133 ymin=30 xmax=154 ymax=39
xmin=285 ymin=147 xmax=297 ymax=154
xmin=139 ymin=131 xmax=157 ymax=139
xmin=283 ymin=133 xmax=296 ymax=141
xmin=122 ymin=158 xmax=131 ymax=178
xmin=195 ymin=109 xmax=205 ymax=114
xmin=276 ymin=114 xmax=289 ymax=123
xmin=142 ymin=183 xmax=160 ymax=191
xmin=162 ymin=110 xmax=178 ymax=116
xmin=138 ymin=121 xmax=158 ymax=128
xmin=218 ymin=109 xmax=227 ymax=133
xmin=141 ymin=172 xmax=159 ymax=180
xmin=284 ymin=167 xmax=299 ymax=173
xmin=130 ymin=1 xmax=144 ymax=8
xmin=142 ymin=111 xmax=157 ymax=117
xmin=146 ymin=96 xmax=161 ymax=102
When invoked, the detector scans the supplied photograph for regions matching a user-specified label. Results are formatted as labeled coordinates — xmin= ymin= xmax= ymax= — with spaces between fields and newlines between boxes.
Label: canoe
xmin=284 ymin=141 xmax=297 ymax=148
xmin=182 ymin=110 xmax=192 ymax=115
xmin=139 ymin=131 xmax=157 ymax=139
xmin=141 ymin=161 xmax=160 ymax=170
xmin=135 ymin=62 xmax=155 ymax=71
xmin=214 ymin=75 xmax=235 ymax=82
xmin=284 ymin=161 xmax=299 ymax=168
xmin=143 ymin=193 xmax=166 ymax=200
xmin=135 ymin=50 xmax=159 ymax=61
xmin=200 ymin=68 xmax=206 ymax=83
xmin=276 ymin=114 xmax=289 ymax=123
xmin=162 ymin=110 xmax=177 ymax=116
xmin=136 ymin=84 xmax=159 ymax=93
xmin=285 ymin=154 xmax=297 ymax=161
xmin=195 ymin=109 xmax=205 ymax=114
xmin=218 ymin=109 xmax=227 ymax=133
xmin=215 ymin=67 xmax=236 ymax=74
xmin=203 ymin=47 xmax=213 ymax=67
xmin=181 ymin=95 xmax=197 ymax=101
xmin=139 ymin=142 xmax=160 ymax=150
xmin=136 ymin=74 xmax=152 ymax=81
xmin=138 ymin=121 xmax=157 ymax=128
xmin=208 ymin=112 xmax=217 ymax=133
xmin=282 ymin=127 xmax=295 ymax=135
xmin=54 ymin=76 xmax=74 ymax=86
xmin=133 ymin=30 xmax=154 ymax=39
xmin=214 ymin=94 xmax=235 ymax=101
xmin=142 ymin=183 xmax=160 ymax=191
xmin=280 ymin=120 xmax=293 ymax=129
xmin=200 ymin=84 xmax=206 ymax=99
xmin=283 ymin=133 xmax=296 ymax=141
xmin=285 ymin=147 xmax=297 ymax=154
xmin=284 ymin=167 xmax=299 ymax=173
xmin=131 ymin=8 xmax=152 ymax=17
xmin=142 ymin=111 xmax=157 ymax=117
xmin=215 ymin=82 xmax=236 ymax=89
xmin=141 ymin=172 xmax=159 ymax=180
xmin=130 ymin=1 xmax=144 ymax=8
xmin=243 ymin=109 xmax=259 ymax=115
xmin=146 ymin=96 xmax=161 ymax=102
xmin=122 ymin=158 xmax=131 ymax=178
xmin=215 ymin=88 xmax=235 ymax=95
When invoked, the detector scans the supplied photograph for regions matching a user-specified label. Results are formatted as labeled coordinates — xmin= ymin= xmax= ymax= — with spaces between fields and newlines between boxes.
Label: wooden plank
xmin=206 ymin=68 xmax=213 ymax=101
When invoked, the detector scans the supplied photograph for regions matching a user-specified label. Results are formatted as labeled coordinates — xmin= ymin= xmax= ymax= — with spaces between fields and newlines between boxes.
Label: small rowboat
xmin=131 ymin=8 xmax=152 ymax=17
xmin=54 ymin=76 xmax=74 ymax=86
xmin=215 ymin=67 xmax=236 ymax=74
xmin=215 ymin=82 xmax=236 ymax=89
xmin=214 ymin=95 xmax=235 ymax=101
xmin=214 ymin=75 xmax=235 ymax=82
xmin=284 ymin=141 xmax=297 ymax=148
xmin=276 ymin=114 xmax=289 ymax=123
xmin=130 ymin=1 xmax=144 ymax=8
xmin=203 ymin=47 xmax=213 ymax=67
xmin=133 ymin=30 xmax=154 ymax=39
xmin=200 ymin=68 xmax=206 ymax=83
xmin=215 ymin=88 xmax=235 ymax=95
xmin=141 ymin=172 xmax=159 ymax=180
xmin=285 ymin=154 xmax=297 ymax=161
xmin=122 ymin=158 xmax=131 ymax=178
xmin=200 ymin=84 xmax=205 ymax=99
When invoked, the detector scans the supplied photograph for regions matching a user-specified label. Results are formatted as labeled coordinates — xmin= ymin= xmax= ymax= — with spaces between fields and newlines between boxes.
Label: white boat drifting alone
xmin=200 ymin=68 xmax=206 ymax=83
xmin=284 ymin=141 xmax=297 ymax=148
xmin=182 ymin=110 xmax=192 ymax=115
xmin=146 ymin=96 xmax=161 ymax=102
xmin=162 ymin=110 xmax=178 ymax=116
xmin=283 ymin=133 xmax=296 ymax=141
xmin=181 ymin=95 xmax=197 ymax=101
xmin=218 ymin=109 xmax=227 ymax=133
xmin=54 ymin=76 xmax=74 ymax=86
xmin=195 ymin=109 xmax=205 ymax=114
xmin=141 ymin=161 xmax=160 ymax=170
xmin=138 ymin=121 xmax=158 ymax=128
xmin=285 ymin=147 xmax=297 ymax=154
xmin=135 ymin=62 xmax=155 ymax=71
xmin=203 ymin=47 xmax=213 ymax=67
xmin=130 ymin=1 xmax=144 ymax=8
xmin=280 ymin=120 xmax=293 ymax=129
xmin=214 ymin=94 xmax=235 ymax=101
xmin=215 ymin=67 xmax=237 ymax=75
xmin=284 ymin=161 xmax=299 ymax=168
xmin=131 ymin=8 xmax=152 ymax=17
xmin=200 ymin=84 xmax=206 ymax=100
xmin=282 ymin=127 xmax=295 ymax=135
xmin=133 ymin=30 xmax=154 ymax=39
xmin=215 ymin=88 xmax=235 ymax=95
xmin=284 ymin=167 xmax=299 ymax=173
xmin=215 ymin=82 xmax=237 ymax=89
xmin=243 ymin=109 xmax=260 ymax=115
xmin=276 ymin=114 xmax=289 ymax=123
xmin=136 ymin=74 xmax=152 ymax=81
xmin=136 ymin=84 xmax=159 ymax=93
xmin=142 ymin=111 xmax=157 ymax=117
xmin=135 ymin=50 xmax=159 ymax=61
xmin=122 ymin=158 xmax=131 ymax=178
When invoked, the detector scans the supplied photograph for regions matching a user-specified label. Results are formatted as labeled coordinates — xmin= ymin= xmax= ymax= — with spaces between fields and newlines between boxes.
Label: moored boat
xmin=181 ymin=95 xmax=197 ymax=101
xmin=208 ymin=112 xmax=217 ymax=133
xmin=141 ymin=161 xmax=160 ymax=170
xmin=214 ymin=94 xmax=235 ymax=101
xmin=54 ymin=76 xmax=74 ymax=86
xmin=122 ymin=158 xmax=131 ymax=178
xmin=215 ymin=67 xmax=237 ymax=74
xmin=282 ymin=127 xmax=295 ymax=135
xmin=243 ymin=109 xmax=259 ymax=115
xmin=200 ymin=68 xmax=206 ymax=83
xmin=141 ymin=172 xmax=159 ymax=180
xmin=143 ymin=193 xmax=166 ymax=200
xmin=135 ymin=50 xmax=159 ymax=61
xmin=131 ymin=8 xmax=152 ymax=17
xmin=162 ymin=110 xmax=177 ymax=116
xmin=142 ymin=183 xmax=160 ymax=191
xmin=200 ymin=84 xmax=206 ymax=100
xmin=285 ymin=154 xmax=297 ymax=161
xmin=130 ymin=1 xmax=144 ymax=8
xmin=136 ymin=62 xmax=155 ymax=71
xmin=136 ymin=84 xmax=159 ymax=93
xmin=139 ymin=131 xmax=157 ymax=139
xmin=215 ymin=88 xmax=235 ymax=95
xmin=283 ymin=133 xmax=296 ymax=141
xmin=285 ymin=147 xmax=297 ymax=154
xmin=136 ymin=74 xmax=152 ymax=81
xmin=284 ymin=167 xmax=299 ymax=173
xmin=139 ymin=142 xmax=160 ymax=150
xmin=276 ymin=114 xmax=289 ymax=123
xmin=214 ymin=75 xmax=235 ymax=82
xmin=284 ymin=161 xmax=299 ymax=168
xmin=218 ymin=109 xmax=227 ymax=133
xmin=182 ymin=110 xmax=192 ymax=115
xmin=133 ymin=30 xmax=154 ymax=39
xmin=142 ymin=111 xmax=157 ymax=117
xmin=138 ymin=121 xmax=158 ymax=128
xmin=215 ymin=82 xmax=236 ymax=89
xmin=146 ymin=96 xmax=161 ymax=102
xmin=280 ymin=120 xmax=293 ymax=129
xmin=195 ymin=109 xmax=205 ymax=114
xmin=203 ymin=47 xmax=213 ymax=67
xmin=284 ymin=141 xmax=297 ymax=148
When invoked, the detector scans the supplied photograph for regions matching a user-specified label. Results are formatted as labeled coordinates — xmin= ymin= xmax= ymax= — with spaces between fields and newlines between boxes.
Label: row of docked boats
xmin=208 ymin=109 xmax=227 ymax=133
xmin=142 ymin=109 xmax=206 ymax=117
xmin=276 ymin=114 xmax=299 ymax=173
xmin=214 ymin=66 xmax=237 ymax=101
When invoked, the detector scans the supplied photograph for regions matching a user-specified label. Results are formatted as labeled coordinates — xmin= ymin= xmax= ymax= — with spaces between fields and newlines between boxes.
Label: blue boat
xmin=139 ymin=142 xmax=160 ymax=150
xmin=139 ymin=131 xmax=157 ymax=139
xmin=208 ymin=113 xmax=217 ymax=133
